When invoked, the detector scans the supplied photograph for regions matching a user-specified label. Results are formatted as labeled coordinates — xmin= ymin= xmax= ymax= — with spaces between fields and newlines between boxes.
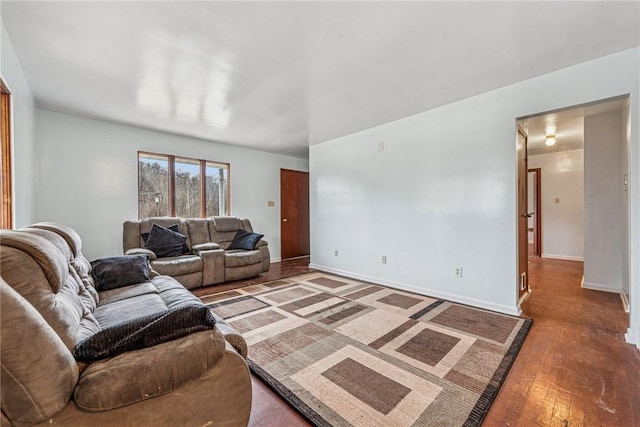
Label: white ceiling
xmin=2 ymin=1 xmax=639 ymax=158
xmin=522 ymin=97 xmax=627 ymax=156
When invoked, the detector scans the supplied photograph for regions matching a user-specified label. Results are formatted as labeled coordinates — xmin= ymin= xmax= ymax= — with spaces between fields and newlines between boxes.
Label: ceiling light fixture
xmin=545 ymin=135 xmax=556 ymax=146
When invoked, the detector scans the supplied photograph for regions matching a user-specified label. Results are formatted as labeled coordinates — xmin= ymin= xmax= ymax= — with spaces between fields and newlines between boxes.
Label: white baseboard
xmin=620 ymin=291 xmax=630 ymax=313
xmin=541 ymin=254 xmax=584 ymax=261
xmin=625 ymin=327 xmax=640 ymax=350
xmin=308 ymin=263 xmax=521 ymax=316
xmin=582 ymin=281 xmax=622 ymax=293
xmin=270 ymin=257 xmax=282 ymax=263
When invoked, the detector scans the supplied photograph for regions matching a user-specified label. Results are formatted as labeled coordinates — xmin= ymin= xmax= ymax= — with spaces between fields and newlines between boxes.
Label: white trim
xmin=582 ymin=281 xmax=622 ymax=293
xmin=621 ymin=291 xmax=630 ymax=313
xmin=270 ymin=257 xmax=282 ymax=263
xmin=518 ymin=289 xmax=532 ymax=307
xmin=309 ymin=263 xmax=521 ymax=316
xmin=541 ymin=254 xmax=584 ymax=262
xmin=0 ymin=74 xmax=14 ymax=228
xmin=625 ymin=328 xmax=640 ymax=350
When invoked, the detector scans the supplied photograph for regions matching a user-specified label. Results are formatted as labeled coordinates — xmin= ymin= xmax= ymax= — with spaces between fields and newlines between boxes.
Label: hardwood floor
xmin=198 ymin=256 xmax=640 ymax=426
xmin=484 ymin=256 xmax=640 ymax=426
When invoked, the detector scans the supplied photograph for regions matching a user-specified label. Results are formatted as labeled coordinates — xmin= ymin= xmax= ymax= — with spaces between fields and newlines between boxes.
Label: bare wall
xmin=528 ymin=149 xmax=584 ymax=261
xmin=34 ymin=109 xmax=308 ymax=260
xmin=584 ymin=109 xmax=625 ymax=292
xmin=310 ymin=47 xmax=639 ymax=321
xmin=1 ymin=19 xmax=36 ymax=227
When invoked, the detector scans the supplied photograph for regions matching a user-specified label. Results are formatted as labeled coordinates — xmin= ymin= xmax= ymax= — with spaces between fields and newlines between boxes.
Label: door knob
xmin=283 ymin=218 xmax=288 ymax=222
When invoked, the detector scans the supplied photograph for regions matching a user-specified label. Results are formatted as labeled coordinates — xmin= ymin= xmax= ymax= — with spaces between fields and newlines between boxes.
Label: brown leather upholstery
xmin=1 ymin=224 xmax=251 ymax=427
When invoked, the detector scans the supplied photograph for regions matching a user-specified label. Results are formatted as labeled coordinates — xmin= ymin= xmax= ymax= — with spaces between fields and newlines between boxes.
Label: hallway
xmin=485 ymin=257 xmax=640 ymax=426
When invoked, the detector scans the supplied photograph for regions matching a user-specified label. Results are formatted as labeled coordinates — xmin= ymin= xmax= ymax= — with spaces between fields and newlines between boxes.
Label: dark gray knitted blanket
xmin=73 ymin=304 xmax=216 ymax=363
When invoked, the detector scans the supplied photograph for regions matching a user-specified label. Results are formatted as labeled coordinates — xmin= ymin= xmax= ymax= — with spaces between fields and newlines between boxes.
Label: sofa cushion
xmin=228 ymin=229 xmax=264 ymax=250
xmin=225 ymin=250 xmax=262 ymax=268
xmin=74 ymin=329 xmax=226 ymax=411
xmin=91 ymin=255 xmax=151 ymax=291
xmin=145 ymin=224 xmax=188 ymax=258
xmin=0 ymin=232 xmax=101 ymax=350
xmin=28 ymin=222 xmax=84 ymax=258
xmin=152 ymin=255 xmax=203 ymax=276
xmin=212 ymin=216 xmax=241 ymax=232
xmin=97 ymin=281 xmax=159 ymax=307
xmin=186 ymin=219 xmax=211 ymax=245
xmin=73 ymin=305 xmax=216 ymax=363
xmin=1 ymin=280 xmax=79 ymax=426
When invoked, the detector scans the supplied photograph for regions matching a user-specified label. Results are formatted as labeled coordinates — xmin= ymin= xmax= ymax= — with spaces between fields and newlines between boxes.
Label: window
xmin=138 ymin=152 xmax=229 ymax=219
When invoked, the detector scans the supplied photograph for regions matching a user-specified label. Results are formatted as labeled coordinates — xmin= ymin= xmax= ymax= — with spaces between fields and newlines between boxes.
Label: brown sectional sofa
xmin=123 ymin=216 xmax=270 ymax=289
xmin=0 ymin=223 xmax=251 ymax=426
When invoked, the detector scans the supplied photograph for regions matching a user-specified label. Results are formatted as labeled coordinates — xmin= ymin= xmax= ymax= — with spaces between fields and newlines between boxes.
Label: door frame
xmin=1 ymin=76 xmax=12 ymax=230
xmin=527 ymin=168 xmax=542 ymax=257
xmin=516 ymin=126 xmax=530 ymax=305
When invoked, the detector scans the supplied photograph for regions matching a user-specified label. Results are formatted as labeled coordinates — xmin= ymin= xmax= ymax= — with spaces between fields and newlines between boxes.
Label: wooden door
xmin=517 ymin=128 xmax=530 ymax=301
xmin=527 ymin=168 xmax=542 ymax=257
xmin=1 ymin=85 xmax=11 ymax=230
xmin=280 ymin=169 xmax=310 ymax=259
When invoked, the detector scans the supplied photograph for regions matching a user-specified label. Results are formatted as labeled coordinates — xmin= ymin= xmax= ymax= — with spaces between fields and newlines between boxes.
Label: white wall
xmin=34 ymin=109 xmax=308 ymax=260
xmin=584 ymin=109 xmax=625 ymax=292
xmin=528 ymin=149 xmax=584 ymax=261
xmin=1 ymin=19 xmax=36 ymax=227
xmin=623 ymin=100 xmax=631 ymax=304
xmin=310 ymin=47 xmax=639 ymax=323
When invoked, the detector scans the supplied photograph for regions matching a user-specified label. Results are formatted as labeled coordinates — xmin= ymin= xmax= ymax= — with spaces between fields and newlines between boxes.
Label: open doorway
xmin=527 ymin=168 xmax=541 ymax=257
xmin=516 ymin=95 xmax=630 ymax=310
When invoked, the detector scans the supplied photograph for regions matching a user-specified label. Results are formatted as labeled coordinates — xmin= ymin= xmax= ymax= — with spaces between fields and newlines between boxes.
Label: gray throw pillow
xmin=228 ymin=229 xmax=264 ymax=250
xmin=144 ymin=223 xmax=187 ymax=258
xmin=91 ymin=255 xmax=151 ymax=291
xmin=141 ymin=224 xmax=189 ymax=254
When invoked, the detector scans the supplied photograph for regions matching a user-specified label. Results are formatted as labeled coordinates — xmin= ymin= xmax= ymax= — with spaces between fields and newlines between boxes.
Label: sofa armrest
xmin=191 ymin=242 xmax=221 ymax=254
xmin=256 ymin=239 xmax=268 ymax=248
xmin=199 ymin=248 xmax=225 ymax=286
xmin=74 ymin=329 xmax=226 ymax=411
xmin=209 ymin=311 xmax=248 ymax=359
xmin=125 ymin=247 xmax=157 ymax=261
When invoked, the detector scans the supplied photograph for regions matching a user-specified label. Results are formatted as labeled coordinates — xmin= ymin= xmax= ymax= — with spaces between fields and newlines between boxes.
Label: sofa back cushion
xmin=0 ymin=230 xmax=101 ymax=350
xmin=186 ymin=218 xmax=211 ymax=246
xmin=208 ymin=217 xmax=246 ymax=249
xmin=123 ymin=220 xmax=143 ymax=252
xmin=29 ymin=222 xmax=100 ymax=307
xmin=1 ymin=280 xmax=79 ymax=426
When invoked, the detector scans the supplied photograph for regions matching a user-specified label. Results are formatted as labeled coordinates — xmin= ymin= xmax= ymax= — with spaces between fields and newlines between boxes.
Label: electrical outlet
xmin=382 ymin=255 xmax=387 ymax=264
xmin=334 ymin=250 xmax=339 ymax=257
xmin=454 ymin=267 xmax=463 ymax=277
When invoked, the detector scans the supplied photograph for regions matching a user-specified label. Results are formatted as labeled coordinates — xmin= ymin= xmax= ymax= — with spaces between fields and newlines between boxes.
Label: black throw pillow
xmin=91 ymin=255 xmax=151 ymax=291
xmin=72 ymin=304 xmax=216 ymax=363
xmin=144 ymin=224 xmax=188 ymax=258
xmin=227 ymin=229 xmax=264 ymax=250
xmin=142 ymin=224 xmax=190 ymax=255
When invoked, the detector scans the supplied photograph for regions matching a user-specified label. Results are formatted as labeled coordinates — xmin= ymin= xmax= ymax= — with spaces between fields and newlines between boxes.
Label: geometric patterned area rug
xmin=201 ymin=272 xmax=532 ymax=427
